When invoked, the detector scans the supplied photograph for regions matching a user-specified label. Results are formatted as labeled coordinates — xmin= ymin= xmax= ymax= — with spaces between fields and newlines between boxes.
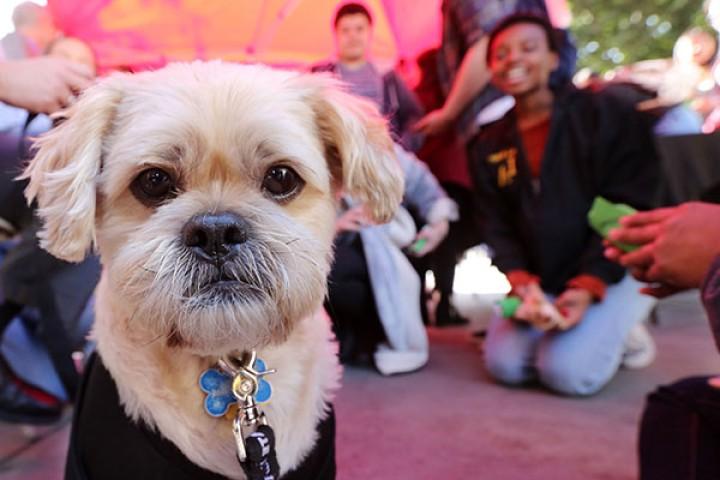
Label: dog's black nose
xmin=182 ymin=212 xmax=248 ymax=263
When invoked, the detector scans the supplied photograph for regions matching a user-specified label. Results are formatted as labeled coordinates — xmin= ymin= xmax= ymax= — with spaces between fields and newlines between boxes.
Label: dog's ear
xmin=303 ymin=75 xmax=404 ymax=224
xmin=22 ymin=80 xmax=123 ymax=262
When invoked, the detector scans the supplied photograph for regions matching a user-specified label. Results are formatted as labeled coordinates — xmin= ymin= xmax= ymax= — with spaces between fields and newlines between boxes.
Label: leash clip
xmin=222 ymin=351 xmax=276 ymax=463
xmin=232 ymin=398 xmax=268 ymax=462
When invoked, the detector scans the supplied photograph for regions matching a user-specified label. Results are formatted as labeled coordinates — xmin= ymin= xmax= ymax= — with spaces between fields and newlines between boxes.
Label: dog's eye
xmin=262 ymin=166 xmax=304 ymax=202
xmin=131 ymin=168 xmax=177 ymax=206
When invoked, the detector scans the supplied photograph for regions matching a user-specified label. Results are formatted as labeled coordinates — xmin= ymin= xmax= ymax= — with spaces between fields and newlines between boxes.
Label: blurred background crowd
xmin=1 ymin=0 xmax=720 ymax=478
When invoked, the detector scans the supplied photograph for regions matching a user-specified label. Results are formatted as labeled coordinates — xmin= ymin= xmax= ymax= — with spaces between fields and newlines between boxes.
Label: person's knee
xmin=484 ymin=347 xmax=529 ymax=386
xmin=537 ymin=352 xmax=609 ymax=396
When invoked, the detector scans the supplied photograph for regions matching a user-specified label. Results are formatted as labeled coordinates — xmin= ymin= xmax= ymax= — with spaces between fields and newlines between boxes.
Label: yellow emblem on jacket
xmin=488 ymin=148 xmax=518 ymax=187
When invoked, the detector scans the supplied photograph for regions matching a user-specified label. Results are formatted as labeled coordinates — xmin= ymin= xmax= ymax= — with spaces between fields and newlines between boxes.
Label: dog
xmin=23 ymin=61 xmax=403 ymax=479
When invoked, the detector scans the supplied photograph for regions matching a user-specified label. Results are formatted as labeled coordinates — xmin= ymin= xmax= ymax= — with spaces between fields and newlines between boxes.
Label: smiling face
xmin=24 ymin=62 xmax=403 ymax=355
xmin=335 ymin=13 xmax=372 ymax=64
xmin=488 ymin=22 xmax=559 ymax=98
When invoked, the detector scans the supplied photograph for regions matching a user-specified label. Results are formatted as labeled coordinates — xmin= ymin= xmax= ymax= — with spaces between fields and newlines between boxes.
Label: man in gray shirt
xmin=312 ymin=2 xmax=424 ymax=152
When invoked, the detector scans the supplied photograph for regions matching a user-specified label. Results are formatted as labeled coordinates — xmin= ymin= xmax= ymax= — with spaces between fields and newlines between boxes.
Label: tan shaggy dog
xmin=23 ymin=61 xmax=403 ymax=479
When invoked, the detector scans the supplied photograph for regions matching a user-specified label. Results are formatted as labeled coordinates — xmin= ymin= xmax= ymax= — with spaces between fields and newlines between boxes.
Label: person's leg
xmin=639 ymin=376 xmax=720 ymax=480
xmin=483 ymin=313 xmax=544 ymax=385
xmin=432 ymin=183 xmax=476 ymax=326
xmin=536 ymin=275 xmax=656 ymax=396
xmin=325 ymin=235 xmax=384 ymax=363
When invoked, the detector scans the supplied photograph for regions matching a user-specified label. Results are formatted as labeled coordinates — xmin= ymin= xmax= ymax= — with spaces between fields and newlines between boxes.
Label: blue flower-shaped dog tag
xmin=199 ymin=368 xmax=234 ymax=417
xmin=254 ymin=359 xmax=272 ymax=403
xmin=199 ymin=358 xmax=273 ymax=417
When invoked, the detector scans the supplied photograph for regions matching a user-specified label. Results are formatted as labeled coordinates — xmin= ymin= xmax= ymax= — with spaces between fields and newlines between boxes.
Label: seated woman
xmin=469 ymin=13 xmax=659 ymax=396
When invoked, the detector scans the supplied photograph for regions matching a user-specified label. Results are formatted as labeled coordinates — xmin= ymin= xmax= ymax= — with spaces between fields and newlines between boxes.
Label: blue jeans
xmin=484 ymin=275 xmax=656 ymax=396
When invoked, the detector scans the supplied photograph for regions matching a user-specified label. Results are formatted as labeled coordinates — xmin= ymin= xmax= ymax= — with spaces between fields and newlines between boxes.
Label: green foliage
xmin=569 ymin=0 xmax=710 ymax=73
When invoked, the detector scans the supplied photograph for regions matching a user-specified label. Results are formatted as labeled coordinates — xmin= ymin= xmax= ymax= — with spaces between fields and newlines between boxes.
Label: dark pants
xmin=639 ymin=376 xmax=720 ymax=480
xmin=324 ymin=234 xmax=384 ymax=363
xmin=0 ymin=128 xmax=35 ymax=233
xmin=0 ymin=129 xmax=99 ymax=400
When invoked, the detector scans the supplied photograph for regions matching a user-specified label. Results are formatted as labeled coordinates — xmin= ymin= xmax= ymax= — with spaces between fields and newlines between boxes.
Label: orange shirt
xmin=519 ymin=116 xmax=551 ymax=179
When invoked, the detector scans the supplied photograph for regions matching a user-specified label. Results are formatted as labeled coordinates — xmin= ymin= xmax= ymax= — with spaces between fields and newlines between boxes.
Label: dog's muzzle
xmin=182 ymin=212 xmax=249 ymax=265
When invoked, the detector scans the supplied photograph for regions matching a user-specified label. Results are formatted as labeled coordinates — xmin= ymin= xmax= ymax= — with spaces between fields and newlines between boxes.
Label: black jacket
xmin=468 ymin=86 xmax=660 ymax=294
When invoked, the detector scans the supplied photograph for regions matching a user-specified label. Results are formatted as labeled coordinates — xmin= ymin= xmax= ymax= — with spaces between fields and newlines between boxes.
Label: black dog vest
xmin=65 ymin=354 xmax=336 ymax=479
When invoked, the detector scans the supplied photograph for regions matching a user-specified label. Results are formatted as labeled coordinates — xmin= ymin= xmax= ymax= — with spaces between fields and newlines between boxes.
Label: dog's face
xmin=24 ymin=62 xmax=403 ymax=355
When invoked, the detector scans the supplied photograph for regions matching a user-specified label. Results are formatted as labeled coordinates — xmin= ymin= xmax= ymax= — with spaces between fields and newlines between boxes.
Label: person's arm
xmin=389 ymin=72 xmax=425 ymax=151
xmin=701 ymin=255 xmax=720 ymax=353
xmin=414 ymin=37 xmax=491 ymax=135
xmin=0 ymin=57 xmax=93 ymax=114
xmin=394 ymin=145 xmax=457 ymax=256
xmin=468 ymin=129 xmax=530 ymax=274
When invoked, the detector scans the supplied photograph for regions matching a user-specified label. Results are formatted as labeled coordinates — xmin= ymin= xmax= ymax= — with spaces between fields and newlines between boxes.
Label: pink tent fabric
xmin=47 ymin=0 xmax=443 ymax=73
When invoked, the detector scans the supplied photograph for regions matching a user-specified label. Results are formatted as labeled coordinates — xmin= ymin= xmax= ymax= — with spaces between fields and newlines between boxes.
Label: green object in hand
xmin=410 ymin=238 xmax=427 ymax=254
xmin=498 ymin=296 xmax=522 ymax=318
xmin=587 ymin=196 xmax=638 ymax=252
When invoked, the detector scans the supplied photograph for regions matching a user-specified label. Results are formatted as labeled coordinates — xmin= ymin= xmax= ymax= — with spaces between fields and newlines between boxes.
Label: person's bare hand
xmin=605 ymin=203 xmax=720 ymax=296
xmin=413 ymin=108 xmax=452 ymax=136
xmin=603 ymin=206 xmax=676 ymax=274
xmin=335 ymin=205 xmax=373 ymax=233
xmin=555 ymin=288 xmax=592 ymax=329
xmin=0 ymin=57 xmax=93 ymax=114
xmin=408 ymin=220 xmax=449 ymax=257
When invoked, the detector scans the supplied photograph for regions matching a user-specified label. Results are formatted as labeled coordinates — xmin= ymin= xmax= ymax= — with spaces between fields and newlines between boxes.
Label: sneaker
xmin=622 ymin=323 xmax=657 ymax=369
xmin=0 ymin=356 xmax=63 ymax=425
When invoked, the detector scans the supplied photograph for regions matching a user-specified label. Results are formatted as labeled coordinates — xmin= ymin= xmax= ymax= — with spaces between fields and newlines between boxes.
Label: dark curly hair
xmin=487 ymin=12 xmax=559 ymax=64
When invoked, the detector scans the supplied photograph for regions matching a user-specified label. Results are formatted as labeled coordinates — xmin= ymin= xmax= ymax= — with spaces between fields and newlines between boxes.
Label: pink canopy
xmin=47 ymin=0 xmax=571 ymax=74
xmin=47 ymin=0 xmax=443 ymax=73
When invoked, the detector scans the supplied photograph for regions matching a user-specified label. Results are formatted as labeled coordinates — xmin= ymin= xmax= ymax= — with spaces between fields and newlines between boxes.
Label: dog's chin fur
xmin=23 ymin=61 xmax=404 ymax=479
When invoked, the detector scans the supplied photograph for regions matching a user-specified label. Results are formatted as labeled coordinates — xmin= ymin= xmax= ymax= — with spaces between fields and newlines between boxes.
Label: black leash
xmin=240 ymin=424 xmax=280 ymax=480
xmin=203 ymin=351 xmax=281 ymax=479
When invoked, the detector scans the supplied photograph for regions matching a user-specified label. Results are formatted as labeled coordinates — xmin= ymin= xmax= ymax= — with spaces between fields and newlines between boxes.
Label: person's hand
xmin=408 ymin=220 xmax=449 ymax=257
xmin=604 ymin=203 xmax=720 ymax=297
xmin=555 ymin=288 xmax=592 ymax=329
xmin=0 ymin=57 xmax=94 ymax=114
xmin=413 ymin=108 xmax=453 ymax=136
xmin=335 ymin=205 xmax=373 ymax=233
xmin=514 ymin=283 xmax=553 ymax=328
